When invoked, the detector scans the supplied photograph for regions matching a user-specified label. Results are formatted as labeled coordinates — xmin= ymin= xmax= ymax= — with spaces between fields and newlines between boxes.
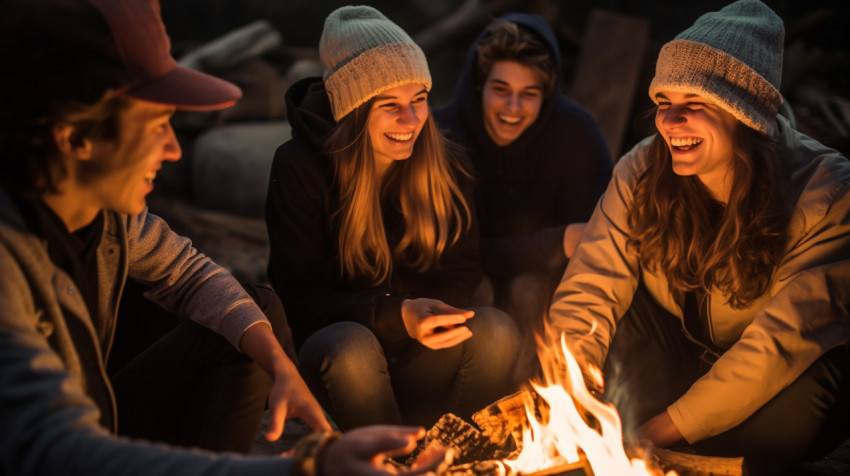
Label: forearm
xmin=239 ymin=322 xmax=296 ymax=378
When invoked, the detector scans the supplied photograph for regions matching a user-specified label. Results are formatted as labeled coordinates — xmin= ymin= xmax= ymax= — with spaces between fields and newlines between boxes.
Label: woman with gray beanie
xmin=265 ymin=5 xmax=520 ymax=431
xmin=547 ymin=0 xmax=850 ymax=473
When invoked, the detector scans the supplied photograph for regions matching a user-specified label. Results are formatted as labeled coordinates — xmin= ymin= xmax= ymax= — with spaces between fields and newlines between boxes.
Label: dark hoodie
xmin=434 ymin=13 xmax=612 ymax=283
xmin=265 ymin=77 xmax=484 ymax=350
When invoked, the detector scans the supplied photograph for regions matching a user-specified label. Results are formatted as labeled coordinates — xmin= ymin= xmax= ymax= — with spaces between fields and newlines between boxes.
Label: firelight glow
xmin=503 ymin=333 xmax=674 ymax=476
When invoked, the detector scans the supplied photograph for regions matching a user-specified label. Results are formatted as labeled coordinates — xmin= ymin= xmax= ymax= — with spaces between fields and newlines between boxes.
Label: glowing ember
xmin=503 ymin=333 xmax=673 ymax=476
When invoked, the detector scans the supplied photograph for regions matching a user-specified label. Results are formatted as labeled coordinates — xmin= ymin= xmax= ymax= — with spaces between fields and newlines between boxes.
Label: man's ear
xmin=52 ymin=124 xmax=93 ymax=160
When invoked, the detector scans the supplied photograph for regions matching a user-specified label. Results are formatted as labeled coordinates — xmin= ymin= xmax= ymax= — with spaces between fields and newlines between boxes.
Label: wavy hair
xmin=325 ymin=98 xmax=471 ymax=283
xmin=474 ymin=20 xmax=557 ymax=98
xmin=627 ymin=126 xmax=793 ymax=308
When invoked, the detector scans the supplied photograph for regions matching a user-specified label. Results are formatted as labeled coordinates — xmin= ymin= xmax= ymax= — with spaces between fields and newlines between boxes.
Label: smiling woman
xmin=265 ymin=5 xmax=520 ymax=432
xmin=547 ymin=1 xmax=850 ymax=474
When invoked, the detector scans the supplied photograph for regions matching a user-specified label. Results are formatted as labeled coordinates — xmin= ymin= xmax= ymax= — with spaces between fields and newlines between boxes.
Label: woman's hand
xmin=322 ymin=426 xmax=452 ymax=476
xmin=563 ymin=222 xmax=587 ymax=259
xmin=401 ymin=298 xmax=474 ymax=349
xmin=636 ymin=411 xmax=684 ymax=448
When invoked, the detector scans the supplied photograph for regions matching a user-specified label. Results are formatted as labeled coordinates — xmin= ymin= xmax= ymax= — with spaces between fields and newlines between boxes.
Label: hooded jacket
xmin=433 ymin=13 xmax=613 ymax=282
xmin=0 ymin=184 xmax=290 ymax=475
xmin=549 ymin=117 xmax=850 ymax=443
xmin=265 ymin=77 xmax=484 ymax=350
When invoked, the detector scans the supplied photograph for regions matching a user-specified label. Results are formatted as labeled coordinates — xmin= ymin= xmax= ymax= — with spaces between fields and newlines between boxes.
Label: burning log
xmin=405 ymin=413 xmax=513 ymax=467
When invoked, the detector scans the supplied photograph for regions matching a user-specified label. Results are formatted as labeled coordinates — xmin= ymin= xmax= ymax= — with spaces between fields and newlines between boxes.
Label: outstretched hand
xmin=322 ymin=426 xmax=452 ymax=476
xmin=401 ymin=298 xmax=474 ymax=349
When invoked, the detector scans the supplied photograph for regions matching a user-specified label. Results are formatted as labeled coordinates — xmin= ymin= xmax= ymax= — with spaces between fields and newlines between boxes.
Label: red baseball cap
xmin=0 ymin=0 xmax=241 ymax=111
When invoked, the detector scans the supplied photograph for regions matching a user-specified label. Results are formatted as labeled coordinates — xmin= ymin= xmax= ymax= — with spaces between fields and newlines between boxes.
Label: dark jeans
xmin=298 ymin=307 xmax=521 ymax=431
xmin=603 ymin=282 xmax=850 ymax=475
xmin=109 ymin=281 xmax=290 ymax=454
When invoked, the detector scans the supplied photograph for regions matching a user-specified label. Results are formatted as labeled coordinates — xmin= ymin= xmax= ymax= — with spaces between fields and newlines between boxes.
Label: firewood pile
xmin=389 ymin=389 xmax=742 ymax=476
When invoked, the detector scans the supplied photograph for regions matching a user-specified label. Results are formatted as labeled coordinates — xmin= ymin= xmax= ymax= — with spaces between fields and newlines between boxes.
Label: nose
xmin=507 ymin=92 xmax=521 ymax=111
xmin=397 ymin=103 xmax=420 ymax=127
xmin=659 ymin=105 xmax=687 ymax=129
xmin=162 ymin=122 xmax=182 ymax=162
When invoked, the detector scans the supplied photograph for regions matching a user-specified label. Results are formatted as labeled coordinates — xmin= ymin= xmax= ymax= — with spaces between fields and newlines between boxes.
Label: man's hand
xmin=239 ymin=323 xmax=331 ymax=440
xmin=322 ymin=426 xmax=452 ymax=476
xmin=636 ymin=410 xmax=684 ymax=448
xmin=401 ymin=298 xmax=473 ymax=349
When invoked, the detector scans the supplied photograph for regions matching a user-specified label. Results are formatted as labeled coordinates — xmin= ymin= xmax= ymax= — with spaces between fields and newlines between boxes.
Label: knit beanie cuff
xmin=324 ymin=41 xmax=432 ymax=121
xmin=649 ymin=39 xmax=782 ymax=135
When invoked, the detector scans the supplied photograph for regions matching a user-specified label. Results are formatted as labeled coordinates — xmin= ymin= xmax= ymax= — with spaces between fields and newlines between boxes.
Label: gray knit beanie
xmin=649 ymin=0 xmax=784 ymax=135
xmin=319 ymin=5 xmax=432 ymax=121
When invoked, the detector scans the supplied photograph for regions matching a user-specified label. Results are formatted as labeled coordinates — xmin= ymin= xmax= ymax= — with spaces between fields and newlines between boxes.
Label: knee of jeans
xmin=466 ymin=307 xmax=521 ymax=355
xmin=298 ymin=322 xmax=386 ymax=379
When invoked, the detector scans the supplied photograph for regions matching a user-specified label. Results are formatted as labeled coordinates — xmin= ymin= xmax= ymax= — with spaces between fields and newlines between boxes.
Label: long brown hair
xmin=325 ymin=98 xmax=471 ymax=283
xmin=627 ymin=125 xmax=792 ymax=308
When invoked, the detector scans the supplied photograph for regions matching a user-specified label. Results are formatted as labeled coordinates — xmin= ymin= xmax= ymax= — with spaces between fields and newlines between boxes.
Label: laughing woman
xmin=265 ymin=6 xmax=519 ymax=431
xmin=547 ymin=0 xmax=850 ymax=474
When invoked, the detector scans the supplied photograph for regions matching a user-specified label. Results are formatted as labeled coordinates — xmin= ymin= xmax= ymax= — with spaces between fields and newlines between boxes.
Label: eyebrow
xmin=489 ymin=78 xmax=543 ymax=91
xmin=374 ymin=88 xmax=428 ymax=101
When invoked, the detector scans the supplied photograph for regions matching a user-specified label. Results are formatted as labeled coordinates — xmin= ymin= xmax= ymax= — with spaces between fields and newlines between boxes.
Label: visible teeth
xmin=386 ymin=132 xmax=413 ymax=141
xmin=498 ymin=114 xmax=521 ymax=124
xmin=670 ymin=137 xmax=703 ymax=147
xmin=145 ymin=174 xmax=156 ymax=184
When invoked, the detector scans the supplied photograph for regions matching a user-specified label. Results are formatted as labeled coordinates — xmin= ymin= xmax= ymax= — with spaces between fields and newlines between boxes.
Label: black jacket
xmin=434 ymin=13 xmax=613 ymax=282
xmin=266 ymin=78 xmax=484 ymax=350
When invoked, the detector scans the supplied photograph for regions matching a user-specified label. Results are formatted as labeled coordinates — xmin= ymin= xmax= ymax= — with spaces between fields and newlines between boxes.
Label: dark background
xmin=161 ymin=0 xmax=850 ymax=158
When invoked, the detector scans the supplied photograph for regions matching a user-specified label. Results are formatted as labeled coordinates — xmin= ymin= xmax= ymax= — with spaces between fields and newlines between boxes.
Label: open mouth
xmin=144 ymin=173 xmax=156 ymax=185
xmin=385 ymin=132 xmax=414 ymax=142
xmin=497 ymin=113 xmax=522 ymax=125
xmin=670 ymin=136 xmax=703 ymax=152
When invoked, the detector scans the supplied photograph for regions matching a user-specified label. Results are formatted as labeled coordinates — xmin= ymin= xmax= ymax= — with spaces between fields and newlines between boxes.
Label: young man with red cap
xmin=0 ymin=0 xmax=450 ymax=474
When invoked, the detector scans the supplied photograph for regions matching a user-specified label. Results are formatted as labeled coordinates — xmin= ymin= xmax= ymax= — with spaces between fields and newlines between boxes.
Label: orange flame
xmin=504 ymin=332 xmax=672 ymax=476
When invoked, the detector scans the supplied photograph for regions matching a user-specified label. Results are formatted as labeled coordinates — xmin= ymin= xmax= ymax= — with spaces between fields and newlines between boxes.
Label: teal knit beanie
xmin=319 ymin=5 xmax=432 ymax=121
xmin=649 ymin=0 xmax=784 ymax=135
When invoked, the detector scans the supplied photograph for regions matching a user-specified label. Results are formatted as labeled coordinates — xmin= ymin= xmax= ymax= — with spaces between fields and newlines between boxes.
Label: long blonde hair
xmin=326 ymin=98 xmax=471 ymax=283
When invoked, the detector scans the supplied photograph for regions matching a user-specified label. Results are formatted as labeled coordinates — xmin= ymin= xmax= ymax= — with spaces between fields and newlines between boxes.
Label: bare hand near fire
xmin=322 ymin=425 xmax=453 ymax=475
xmin=401 ymin=298 xmax=474 ymax=349
xmin=636 ymin=411 xmax=684 ymax=448
xmin=265 ymin=371 xmax=332 ymax=441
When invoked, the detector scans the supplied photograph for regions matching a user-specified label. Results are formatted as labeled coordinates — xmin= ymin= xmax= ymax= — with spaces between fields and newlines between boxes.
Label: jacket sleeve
xmin=265 ymin=142 xmax=409 ymax=348
xmin=0 ymin=246 xmax=290 ymax=475
xmin=548 ymin=141 xmax=645 ymax=371
xmin=668 ymin=155 xmax=850 ymax=443
xmin=124 ymin=209 xmax=269 ymax=351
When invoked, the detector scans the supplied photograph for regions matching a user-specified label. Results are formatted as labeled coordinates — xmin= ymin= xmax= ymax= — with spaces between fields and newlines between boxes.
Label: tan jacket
xmin=549 ymin=117 xmax=850 ymax=443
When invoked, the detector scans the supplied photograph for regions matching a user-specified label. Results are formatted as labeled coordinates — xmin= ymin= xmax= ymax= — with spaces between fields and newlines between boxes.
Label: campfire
xmin=393 ymin=332 xmax=743 ymax=476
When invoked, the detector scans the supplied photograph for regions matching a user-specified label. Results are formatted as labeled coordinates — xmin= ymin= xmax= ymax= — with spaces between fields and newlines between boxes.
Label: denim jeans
xmin=603 ymin=282 xmax=850 ymax=475
xmin=298 ymin=306 xmax=521 ymax=430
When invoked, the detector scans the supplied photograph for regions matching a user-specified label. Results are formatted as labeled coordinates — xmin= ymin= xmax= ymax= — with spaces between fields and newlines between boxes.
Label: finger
xmin=420 ymin=313 xmax=472 ymax=332
xmin=265 ymin=402 xmax=287 ymax=441
xmin=421 ymin=326 xmax=472 ymax=349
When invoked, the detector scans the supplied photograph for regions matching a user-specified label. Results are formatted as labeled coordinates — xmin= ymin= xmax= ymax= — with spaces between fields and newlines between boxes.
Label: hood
xmin=284 ymin=76 xmax=336 ymax=150
xmin=435 ymin=13 xmax=563 ymax=149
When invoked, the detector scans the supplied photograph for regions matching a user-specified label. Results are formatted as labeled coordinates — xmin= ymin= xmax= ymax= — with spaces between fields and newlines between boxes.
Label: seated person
xmin=265 ymin=5 xmax=521 ymax=431
xmin=547 ymin=1 xmax=850 ymax=474
xmin=434 ymin=13 xmax=613 ymax=380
